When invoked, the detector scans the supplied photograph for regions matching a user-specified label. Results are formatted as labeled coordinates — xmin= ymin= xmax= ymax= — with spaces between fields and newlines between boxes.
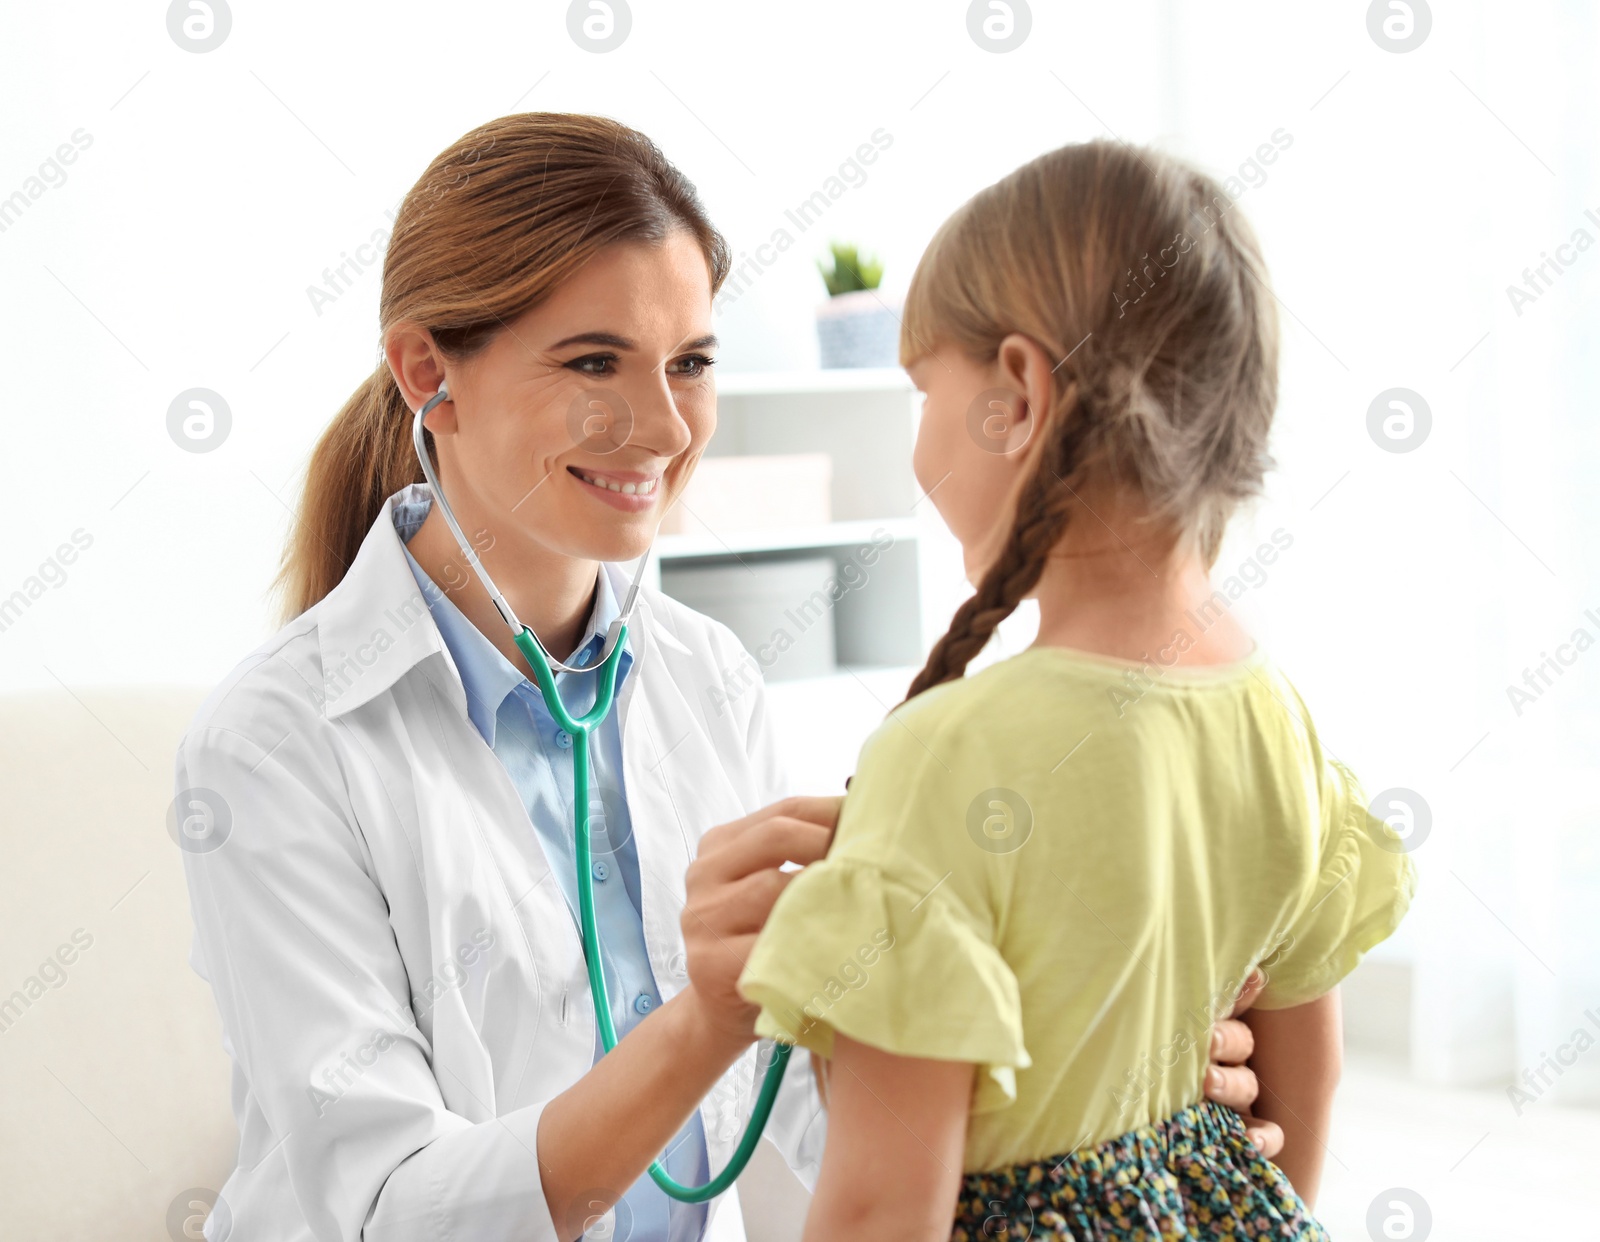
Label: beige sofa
xmin=0 ymin=686 xmax=809 ymax=1241
xmin=0 ymin=687 xmax=234 ymax=1240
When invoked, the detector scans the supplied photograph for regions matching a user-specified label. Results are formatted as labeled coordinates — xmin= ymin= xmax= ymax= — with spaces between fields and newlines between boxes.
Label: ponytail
xmin=271 ymin=364 xmax=420 ymax=623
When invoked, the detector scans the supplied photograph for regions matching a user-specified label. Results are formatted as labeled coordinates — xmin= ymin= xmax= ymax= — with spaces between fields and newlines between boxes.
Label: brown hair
xmin=900 ymin=139 xmax=1280 ymax=702
xmin=272 ymin=113 xmax=731 ymax=622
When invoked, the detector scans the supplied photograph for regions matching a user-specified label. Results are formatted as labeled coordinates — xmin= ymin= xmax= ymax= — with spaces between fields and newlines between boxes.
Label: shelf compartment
xmin=657 ymin=532 xmax=924 ymax=673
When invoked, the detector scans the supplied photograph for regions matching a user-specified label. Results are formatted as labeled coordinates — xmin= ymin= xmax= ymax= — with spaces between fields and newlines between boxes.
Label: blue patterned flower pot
xmin=816 ymin=289 xmax=900 ymax=369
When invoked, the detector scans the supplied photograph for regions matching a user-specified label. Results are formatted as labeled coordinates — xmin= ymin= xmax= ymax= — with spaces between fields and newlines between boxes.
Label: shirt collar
xmin=314 ymin=481 xmax=643 ymax=726
xmin=392 ymin=483 xmax=633 ymax=748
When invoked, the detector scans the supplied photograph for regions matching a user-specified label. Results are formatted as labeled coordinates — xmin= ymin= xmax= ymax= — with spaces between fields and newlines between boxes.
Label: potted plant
xmin=815 ymin=242 xmax=899 ymax=369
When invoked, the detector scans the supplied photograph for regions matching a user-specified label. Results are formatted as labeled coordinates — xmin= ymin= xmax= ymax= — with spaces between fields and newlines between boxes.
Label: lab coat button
xmin=555 ymin=729 xmax=573 ymax=749
xmin=633 ymin=993 xmax=654 ymax=1015
xmin=591 ymin=859 xmax=610 ymax=882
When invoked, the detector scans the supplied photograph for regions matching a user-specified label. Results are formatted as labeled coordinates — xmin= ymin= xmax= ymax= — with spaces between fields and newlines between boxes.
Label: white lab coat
xmin=174 ymin=486 xmax=826 ymax=1241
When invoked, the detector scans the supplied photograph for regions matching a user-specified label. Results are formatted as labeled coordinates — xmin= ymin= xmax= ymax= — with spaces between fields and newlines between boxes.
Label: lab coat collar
xmin=316 ymin=482 xmax=665 ymax=723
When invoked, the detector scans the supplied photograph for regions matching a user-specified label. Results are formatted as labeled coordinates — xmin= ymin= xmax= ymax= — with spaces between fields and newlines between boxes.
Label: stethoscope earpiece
xmin=418 ymin=381 xmax=450 ymax=417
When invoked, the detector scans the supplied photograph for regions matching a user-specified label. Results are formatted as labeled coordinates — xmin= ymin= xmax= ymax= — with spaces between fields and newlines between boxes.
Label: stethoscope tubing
xmin=412 ymin=383 xmax=792 ymax=1203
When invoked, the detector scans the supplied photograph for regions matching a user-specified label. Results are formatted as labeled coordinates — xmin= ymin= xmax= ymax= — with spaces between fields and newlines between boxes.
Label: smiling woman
xmin=275 ymin=112 xmax=729 ymax=635
xmin=176 ymin=112 xmax=852 ymax=1242
xmin=382 ymin=230 xmax=721 ymax=675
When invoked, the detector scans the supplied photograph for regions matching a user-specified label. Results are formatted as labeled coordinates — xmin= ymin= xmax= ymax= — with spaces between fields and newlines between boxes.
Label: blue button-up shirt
xmin=393 ymin=488 xmax=709 ymax=1241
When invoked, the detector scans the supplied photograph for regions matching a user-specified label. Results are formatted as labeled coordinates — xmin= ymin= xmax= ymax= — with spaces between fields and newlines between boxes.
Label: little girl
xmin=738 ymin=140 xmax=1416 ymax=1240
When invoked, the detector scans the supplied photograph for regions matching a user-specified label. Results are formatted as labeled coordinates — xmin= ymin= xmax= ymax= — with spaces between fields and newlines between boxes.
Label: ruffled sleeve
xmin=740 ymin=855 xmax=1031 ymax=1111
xmin=737 ymin=705 xmax=1032 ymax=1113
xmin=1254 ymin=756 xmax=1419 ymax=1010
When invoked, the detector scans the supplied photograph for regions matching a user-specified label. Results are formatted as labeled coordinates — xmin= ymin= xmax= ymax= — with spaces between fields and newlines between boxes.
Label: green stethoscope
xmin=413 ymin=382 xmax=791 ymax=1203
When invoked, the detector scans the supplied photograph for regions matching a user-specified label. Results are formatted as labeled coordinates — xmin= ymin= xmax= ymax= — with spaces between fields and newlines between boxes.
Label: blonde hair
xmin=900 ymin=139 xmax=1280 ymax=702
xmin=273 ymin=113 xmax=731 ymax=622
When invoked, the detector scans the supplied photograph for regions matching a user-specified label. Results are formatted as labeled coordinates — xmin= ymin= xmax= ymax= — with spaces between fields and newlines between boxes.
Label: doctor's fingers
xmin=694 ymin=816 xmax=833 ymax=883
xmin=1202 ymin=1063 xmax=1259 ymax=1112
xmin=699 ymin=796 xmax=842 ymax=854
xmin=765 ymin=794 xmax=843 ymax=830
xmin=1209 ymin=1015 xmax=1254 ymax=1066
xmin=1241 ymin=1117 xmax=1284 ymax=1159
xmin=688 ymin=866 xmax=803 ymax=937
xmin=736 ymin=793 xmax=842 ymax=829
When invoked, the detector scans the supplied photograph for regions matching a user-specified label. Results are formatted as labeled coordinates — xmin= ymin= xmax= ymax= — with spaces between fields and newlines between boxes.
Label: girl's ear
xmin=989 ymin=330 xmax=1068 ymax=488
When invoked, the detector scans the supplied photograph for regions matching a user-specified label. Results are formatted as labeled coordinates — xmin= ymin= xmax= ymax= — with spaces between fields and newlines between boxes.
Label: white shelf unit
xmin=644 ymin=369 xmax=965 ymax=792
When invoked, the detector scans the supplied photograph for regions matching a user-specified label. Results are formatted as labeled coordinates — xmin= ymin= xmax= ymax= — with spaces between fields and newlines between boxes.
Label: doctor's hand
xmin=680 ymin=795 xmax=841 ymax=1046
xmin=1204 ymin=969 xmax=1285 ymax=1159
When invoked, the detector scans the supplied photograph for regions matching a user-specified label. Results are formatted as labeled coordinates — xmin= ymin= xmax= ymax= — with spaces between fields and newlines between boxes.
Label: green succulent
xmin=818 ymin=242 xmax=884 ymax=296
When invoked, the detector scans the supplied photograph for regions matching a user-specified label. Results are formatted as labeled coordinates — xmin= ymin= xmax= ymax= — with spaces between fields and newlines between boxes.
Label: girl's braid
xmin=901 ymin=405 xmax=1093 ymax=704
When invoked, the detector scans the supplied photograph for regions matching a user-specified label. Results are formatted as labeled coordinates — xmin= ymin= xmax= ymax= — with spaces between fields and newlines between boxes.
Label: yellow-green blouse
xmin=738 ymin=644 xmax=1416 ymax=1173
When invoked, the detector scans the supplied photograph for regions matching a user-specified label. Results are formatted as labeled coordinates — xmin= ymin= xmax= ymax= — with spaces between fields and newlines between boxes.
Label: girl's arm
xmin=801 ymin=1034 xmax=973 ymax=1242
xmin=1240 ymin=987 xmax=1343 ymax=1207
xmin=799 ymin=983 xmax=1287 ymax=1242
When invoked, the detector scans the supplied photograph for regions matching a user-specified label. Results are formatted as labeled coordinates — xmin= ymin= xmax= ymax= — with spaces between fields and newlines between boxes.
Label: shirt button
xmin=554 ymin=729 xmax=572 ymax=749
xmin=633 ymin=993 xmax=655 ymax=1015
xmin=591 ymin=859 xmax=610 ymax=882
xmin=667 ymin=951 xmax=688 ymax=978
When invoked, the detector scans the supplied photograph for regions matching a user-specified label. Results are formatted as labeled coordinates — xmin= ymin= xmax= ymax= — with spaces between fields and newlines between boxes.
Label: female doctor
xmin=174 ymin=112 xmax=1280 ymax=1242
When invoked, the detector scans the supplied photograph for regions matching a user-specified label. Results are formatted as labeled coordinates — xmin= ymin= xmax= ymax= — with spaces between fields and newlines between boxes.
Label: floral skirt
xmin=950 ymin=1099 xmax=1329 ymax=1241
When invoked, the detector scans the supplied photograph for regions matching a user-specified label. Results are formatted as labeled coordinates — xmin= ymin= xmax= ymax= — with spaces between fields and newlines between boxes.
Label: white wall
xmin=6 ymin=0 xmax=1598 ymax=1101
